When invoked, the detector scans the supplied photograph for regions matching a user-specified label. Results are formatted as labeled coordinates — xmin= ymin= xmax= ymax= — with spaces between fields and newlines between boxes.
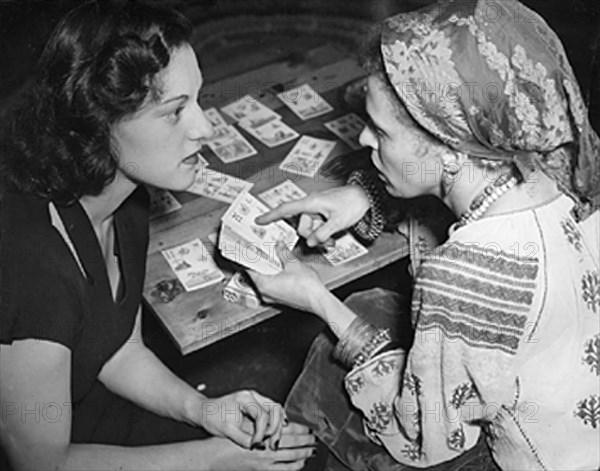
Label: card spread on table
xmin=324 ymin=113 xmax=366 ymax=150
xmin=161 ymin=239 xmax=224 ymax=291
xmin=322 ymin=233 xmax=369 ymax=266
xmin=147 ymin=187 xmax=182 ymax=219
xmin=258 ymin=180 xmax=308 ymax=209
xmin=220 ymin=95 xmax=281 ymax=128
xmin=204 ymin=107 xmax=229 ymax=129
xmin=239 ymin=118 xmax=299 ymax=148
xmin=219 ymin=191 xmax=299 ymax=274
xmin=279 ymin=136 xmax=336 ymax=178
xmin=205 ymin=125 xmax=258 ymax=163
xmin=277 ymin=84 xmax=333 ymax=121
xmin=186 ymin=169 xmax=253 ymax=203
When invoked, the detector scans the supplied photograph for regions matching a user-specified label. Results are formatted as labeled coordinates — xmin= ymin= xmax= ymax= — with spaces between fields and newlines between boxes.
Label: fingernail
xmin=274 ymin=440 xmax=280 ymax=450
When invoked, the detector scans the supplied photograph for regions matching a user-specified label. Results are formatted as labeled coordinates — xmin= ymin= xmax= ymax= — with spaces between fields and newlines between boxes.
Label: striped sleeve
xmin=413 ymin=242 xmax=538 ymax=355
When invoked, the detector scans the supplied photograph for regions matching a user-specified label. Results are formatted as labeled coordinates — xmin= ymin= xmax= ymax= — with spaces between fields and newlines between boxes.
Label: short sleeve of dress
xmin=1 ymin=194 xmax=84 ymax=348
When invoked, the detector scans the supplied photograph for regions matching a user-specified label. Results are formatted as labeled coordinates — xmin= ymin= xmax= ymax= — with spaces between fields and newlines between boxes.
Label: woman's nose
xmin=358 ymin=125 xmax=377 ymax=150
xmin=189 ymin=104 xmax=214 ymax=141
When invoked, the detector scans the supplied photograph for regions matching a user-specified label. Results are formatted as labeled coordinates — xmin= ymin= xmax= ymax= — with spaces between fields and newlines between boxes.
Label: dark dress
xmin=0 ymin=188 xmax=206 ymax=448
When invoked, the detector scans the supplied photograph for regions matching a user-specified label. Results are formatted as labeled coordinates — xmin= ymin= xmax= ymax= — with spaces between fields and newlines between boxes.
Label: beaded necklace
xmin=453 ymin=170 xmax=520 ymax=229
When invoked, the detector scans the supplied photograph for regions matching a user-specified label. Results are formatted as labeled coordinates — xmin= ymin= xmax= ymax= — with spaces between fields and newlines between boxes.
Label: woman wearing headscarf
xmin=251 ymin=0 xmax=600 ymax=469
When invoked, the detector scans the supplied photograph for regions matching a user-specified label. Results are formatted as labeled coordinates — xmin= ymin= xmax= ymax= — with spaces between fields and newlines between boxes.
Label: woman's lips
xmin=182 ymin=152 xmax=200 ymax=166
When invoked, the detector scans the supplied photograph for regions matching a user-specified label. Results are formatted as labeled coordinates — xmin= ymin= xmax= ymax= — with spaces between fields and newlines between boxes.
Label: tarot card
xmin=223 ymin=271 xmax=261 ymax=308
xmin=220 ymin=95 xmax=281 ymax=127
xmin=219 ymin=223 xmax=281 ymax=275
xmin=278 ymin=136 xmax=336 ymax=178
xmin=187 ymin=169 xmax=253 ymax=203
xmin=239 ymin=119 xmax=299 ymax=148
xmin=203 ymin=107 xmax=228 ymax=129
xmin=324 ymin=113 xmax=366 ymax=150
xmin=322 ymin=233 xmax=368 ymax=266
xmin=277 ymin=83 xmax=333 ymax=121
xmin=205 ymin=125 xmax=258 ymax=163
xmin=219 ymin=191 xmax=299 ymax=274
xmin=147 ymin=187 xmax=182 ymax=219
xmin=222 ymin=191 xmax=298 ymax=247
xmin=161 ymin=239 xmax=224 ymax=291
xmin=258 ymin=180 xmax=308 ymax=209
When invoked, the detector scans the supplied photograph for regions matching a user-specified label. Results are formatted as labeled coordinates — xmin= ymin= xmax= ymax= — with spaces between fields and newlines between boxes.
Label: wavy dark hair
xmin=1 ymin=0 xmax=191 ymax=204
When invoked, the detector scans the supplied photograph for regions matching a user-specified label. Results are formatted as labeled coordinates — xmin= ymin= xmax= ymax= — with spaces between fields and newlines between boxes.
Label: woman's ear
xmin=440 ymin=151 xmax=467 ymax=196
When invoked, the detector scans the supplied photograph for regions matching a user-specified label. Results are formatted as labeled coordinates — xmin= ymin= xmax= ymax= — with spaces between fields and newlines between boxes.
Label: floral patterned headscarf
xmin=381 ymin=0 xmax=599 ymax=220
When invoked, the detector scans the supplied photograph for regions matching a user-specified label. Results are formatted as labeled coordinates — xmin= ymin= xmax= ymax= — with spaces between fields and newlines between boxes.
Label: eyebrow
xmin=160 ymin=94 xmax=188 ymax=106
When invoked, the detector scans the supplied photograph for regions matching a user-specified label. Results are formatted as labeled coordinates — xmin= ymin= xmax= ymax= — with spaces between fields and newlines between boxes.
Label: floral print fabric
xmin=380 ymin=0 xmax=599 ymax=220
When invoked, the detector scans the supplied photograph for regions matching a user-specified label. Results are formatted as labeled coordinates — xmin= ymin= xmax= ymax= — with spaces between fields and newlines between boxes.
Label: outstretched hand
xmin=247 ymin=243 xmax=329 ymax=316
xmin=255 ymin=185 xmax=370 ymax=248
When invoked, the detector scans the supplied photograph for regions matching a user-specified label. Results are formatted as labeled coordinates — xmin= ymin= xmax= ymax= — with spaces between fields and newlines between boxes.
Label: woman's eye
xmin=167 ymin=105 xmax=185 ymax=122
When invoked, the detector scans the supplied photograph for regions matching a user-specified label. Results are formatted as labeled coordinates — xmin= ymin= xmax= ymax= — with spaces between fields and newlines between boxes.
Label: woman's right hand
xmin=205 ymin=435 xmax=314 ymax=471
xmin=255 ymin=185 xmax=370 ymax=247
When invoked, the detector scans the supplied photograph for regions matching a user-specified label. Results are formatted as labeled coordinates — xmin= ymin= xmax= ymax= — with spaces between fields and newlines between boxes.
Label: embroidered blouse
xmin=343 ymin=195 xmax=599 ymax=469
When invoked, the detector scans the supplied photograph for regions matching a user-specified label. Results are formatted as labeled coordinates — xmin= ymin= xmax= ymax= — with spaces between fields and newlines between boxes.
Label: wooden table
xmin=143 ymin=43 xmax=410 ymax=354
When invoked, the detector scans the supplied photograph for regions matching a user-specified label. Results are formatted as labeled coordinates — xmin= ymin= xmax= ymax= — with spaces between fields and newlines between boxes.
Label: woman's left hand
xmin=247 ymin=243 xmax=330 ymax=315
xmin=192 ymin=389 xmax=286 ymax=450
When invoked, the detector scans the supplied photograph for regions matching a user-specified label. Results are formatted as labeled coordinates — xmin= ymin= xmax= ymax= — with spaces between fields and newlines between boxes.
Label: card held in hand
xmin=161 ymin=239 xmax=224 ymax=291
xmin=219 ymin=191 xmax=299 ymax=275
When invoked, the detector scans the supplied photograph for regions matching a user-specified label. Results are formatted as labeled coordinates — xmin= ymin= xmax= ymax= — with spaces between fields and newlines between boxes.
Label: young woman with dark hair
xmin=0 ymin=2 xmax=314 ymax=469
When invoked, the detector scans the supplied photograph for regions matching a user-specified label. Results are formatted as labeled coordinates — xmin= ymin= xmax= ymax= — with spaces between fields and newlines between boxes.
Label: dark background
xmin=1 ymin=0 xmax=599 ymax=131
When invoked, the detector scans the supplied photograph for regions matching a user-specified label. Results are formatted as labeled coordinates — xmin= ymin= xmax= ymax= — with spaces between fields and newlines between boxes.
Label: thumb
xmin=245 ymin=269 xmax=265 ymax=287
xmin=308 ymin=221 xmax=340 ymax=248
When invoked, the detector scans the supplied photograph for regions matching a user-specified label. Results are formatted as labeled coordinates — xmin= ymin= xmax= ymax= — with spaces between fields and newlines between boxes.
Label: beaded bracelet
xmin=347 ymin=170 xmax=386 ymax=242
xmin=352 ymin=329 xmax=392 ymax=368
xmin=333 ymin=316 xmax=393 ymax=369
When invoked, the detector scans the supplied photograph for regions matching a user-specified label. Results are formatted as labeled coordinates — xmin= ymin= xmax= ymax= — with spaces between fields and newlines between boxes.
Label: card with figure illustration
xmin=220 ymin=95 xmax=281 ymax=127
xmin=277 ymin=83 xmax=333 ymax=120
xmin=205 ymin=125 xmax=258 ymax=163
xmin=203 ymin=107 xmax=228 ymax=129
xmin=324 ymin=113 xmax=366 ymax=150
xmin=219 ymin=191 xmax=299 ymax=274
xmin=322 ymin=233 xmax=368 ymax=266
xmin=147 ymin=187 xmax=182 ymax=219
xmin=239 ymin=118 xmax=299 ymax=148
xmin=258 ymin=180 xmax=308 ymax=209
xmin=219 ymin=222 xmax=281 ymax=275
xmin=279 ymin=136 xmax=336 ymax=178
xmin=187 ymin=169 xmax=253 ymax=203
xmin=161 ymin=239 xmax=224 ymax=291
